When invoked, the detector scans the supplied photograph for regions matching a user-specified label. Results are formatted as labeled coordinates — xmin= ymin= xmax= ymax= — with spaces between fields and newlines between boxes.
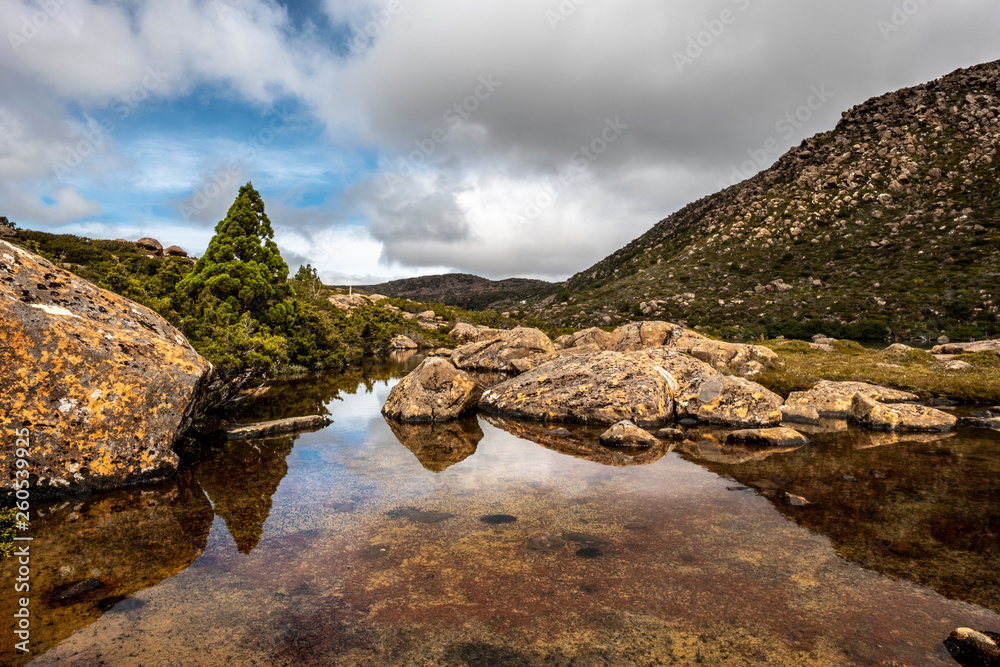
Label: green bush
xmin=956 ymin=351 xmax=1000 ymax=369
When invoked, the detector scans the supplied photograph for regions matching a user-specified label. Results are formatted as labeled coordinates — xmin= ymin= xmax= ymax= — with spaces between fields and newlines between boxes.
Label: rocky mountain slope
xmin=354 ymin=273 xmax=557 ymax=311
xmin=545 ymin=60 xmax=1000 ymax=340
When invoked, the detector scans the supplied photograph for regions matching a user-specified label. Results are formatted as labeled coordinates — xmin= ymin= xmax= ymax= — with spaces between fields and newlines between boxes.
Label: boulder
xmin=883 ymin=343 xmax=913 ymax=353
xmin=135 ymin=237 xmax=163 ymax=255
xmin=849 ymin=393 xmax=957 ymax=432
xmin=560 ymin=327 xmax=613 ymax=350
xmin=671 ymin=337 xmax=779 ymax=375
xmin=781 ymin=402 xmax=821 ymax=426
xmin=449 ymin=322 xmax=491 ymax=344
xmin=390 ymin=335 xmax=419 ymax=350
xmin=0 ymin=239 xmax=213 ymax=497
xmin=478 ymin=351 xmax=674 ymax=428
xmin=606 ymin=321 xmax=683 ymax=352
xmin=676 ymin=375 xmax=784 ymax=429
xmin=726 ymin=427 xmax=810 ymax=448
xmin=327 ymin=293 xmax=370 ymax=314
xmin=943 ymin=628 xmax=1000 ymax=667
xmin=451 ymin=327 xmax=556 ymax=373
xmin=381 ymin=357 xmax=482 ymax=423
xmin=599 ymin=421 xmax=660 ymax=448
xmin=163 ymin=245 xmax=188 ymax=257
xmin=784 ymin=380 xmax=919 ymax=419
xmin=417 ymin=310 xmax=436 ymax=320
xmin=932 ymin=339 xmax=1000 ymax=357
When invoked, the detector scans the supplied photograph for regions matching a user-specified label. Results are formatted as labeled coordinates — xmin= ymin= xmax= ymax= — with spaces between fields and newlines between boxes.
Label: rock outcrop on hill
xmin=0 ymin=240 xmax=212 ymax=497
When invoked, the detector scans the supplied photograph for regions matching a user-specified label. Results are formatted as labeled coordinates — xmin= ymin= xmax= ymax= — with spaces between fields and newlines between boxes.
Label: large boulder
xmin=135 ymin=237 xmax=163 ymax=255
xmin=478 ymin=351 xmax=675 ymax=428
xmin=0 ymin=240 xmax=213 ymax=497
xmin=448 ymin=322 xmax=500 ymax=345
xmin=381 ymin=357 xmax=482 ymax=423
xmin=784 ymin=380 xmax=919 ymax=419
xmin=672 ymin=338 xmax=780 ymax=375
xmin=932 ymin=339 xmax=1000 ymax=357
xmin=605 ymin=321 xmax=683 ymax=352
xmin=849 ymin=393 xmax=957 ymax=432
xmin=390 ymin=335 xmax=419 ymax=350
xmin=451 ymin=327 xmax=555 ymax=373
xmin=327 ymin=293 xmax=370 ymax=314
xmin=559 ymin=327 xmax=612 ymax=350
xmin=676 ymin=375 xmax=784 ymax=428
xmin=943 ymin=628 xmax=1000 ymax=667
xmin=163 ymin=245 xmax=188 ymax=257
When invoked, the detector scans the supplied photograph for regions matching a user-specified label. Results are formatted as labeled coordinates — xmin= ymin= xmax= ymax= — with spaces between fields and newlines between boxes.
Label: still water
xmin=3 ymin=353 xmax=999 ymax=666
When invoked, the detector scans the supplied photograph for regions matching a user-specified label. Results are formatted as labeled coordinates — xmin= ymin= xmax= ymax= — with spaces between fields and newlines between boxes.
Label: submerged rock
xmin=599 ymin=420 xmax=660 ymax=448
xmin=381 ymin=357 xmax=483 ymax=423
xmin=849 ymin=393 xmax=957 ymax=433
xmin=478 ymin=351 xmax=674 ymax=427
xmin=451 ymin=327 xmax=556 ymax=373
xmin=943 ymin=628 xmax=1000 ymax=667
xmin=727 ymin=427 xmax=810 ymax=448
xmin=785 ymin=380 xmax=919 ymax=419
xmin=526 ymin=533 xmax=566 ymax=552
xmin=0 ymin=240 xmax=212 ymax=497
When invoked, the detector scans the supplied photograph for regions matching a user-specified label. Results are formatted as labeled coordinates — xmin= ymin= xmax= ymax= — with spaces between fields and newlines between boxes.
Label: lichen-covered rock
xmin=163 ymin=245 xmax=188 ymax=257
xmin=381 ymin=357 xmax=482 ymax=423
xmin=727 ymin=427 xmax=810 ymax=448
xmin=390 ymin=335 xmax=419 ymax=350
xmin=605 ymin=321 xmax=684 ymax=351
xmin=449 ymin=322 xmax=492 ymax=344
xmin=599 ymin=421 xmax=660 ymax=448
xmin=785 ymin=380 xmax=919 ymax=419
xmin=478 ymin=351 xmax=674 ymax=428
xmin=932 ymin=339 xmax=1000 ymax=357
xmin=327 ymin=293 xmax=370 ymax=314
xmin=0 ymin=240 xmax=213 ymax=497
xmin=849 ymin=393 xmax=957 ymax=432
xmin=781 ymin=402 xmax=821 ymax=426
xmin=560 ymin=327 xmax=612 ymax=350
xmin=672 ymin=338 xmax=780 ymax=375
xmin=943 ymin=628 xmax=1000 ymax=667
xmin=451 ymin=326 xmax=555 ymax=373
xmin=676 ymin=375 xmax=784 ymax=428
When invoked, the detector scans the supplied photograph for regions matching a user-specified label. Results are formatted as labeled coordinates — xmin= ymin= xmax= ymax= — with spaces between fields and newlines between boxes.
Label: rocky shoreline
xmin=382 ymin=321 xmax=994 ymax=449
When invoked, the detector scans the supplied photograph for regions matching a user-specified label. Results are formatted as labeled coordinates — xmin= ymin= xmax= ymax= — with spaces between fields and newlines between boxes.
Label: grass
xmin=755 ymin=340 xmax=1000 ymax=403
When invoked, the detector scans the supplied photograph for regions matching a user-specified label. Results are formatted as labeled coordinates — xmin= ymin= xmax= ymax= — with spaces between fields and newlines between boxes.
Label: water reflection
xmin=678 ymin=424 xmax=1000 ymax=614
xmin=385 ymin=417 xmax=482 ymax=472
xmin=193 ymin=437 xmax=295 ymax=553
xmin=14 ymin=359 xmax=1000 ymax=666
xmin=0 ymin=470 xmax=213 ymax=666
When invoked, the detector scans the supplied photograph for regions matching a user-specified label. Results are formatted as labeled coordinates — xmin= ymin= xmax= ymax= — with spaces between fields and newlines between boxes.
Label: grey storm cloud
xmin=2 ymin=0 xmax=999 ymax=281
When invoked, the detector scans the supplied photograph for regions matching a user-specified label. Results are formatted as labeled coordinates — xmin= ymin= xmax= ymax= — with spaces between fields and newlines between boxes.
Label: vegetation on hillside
xmin=540 ymin=61 xmax=1000 ymax=342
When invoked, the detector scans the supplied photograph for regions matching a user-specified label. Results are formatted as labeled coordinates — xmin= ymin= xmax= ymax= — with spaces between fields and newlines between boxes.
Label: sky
xmin=1 ymin=0 xmax=998 ymax=284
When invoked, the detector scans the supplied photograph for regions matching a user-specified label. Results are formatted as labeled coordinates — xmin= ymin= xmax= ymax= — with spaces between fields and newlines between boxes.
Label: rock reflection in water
xmin=484 ymin=416 xmax=673 ymax=466
xmin=0 ymin=470 xmax=213 ymax=666
xmin=680 ymin=424 xmax=1000 ymax=613
xmin=193 ymin=436 xmax=295 ymax=553
xmin=384 ymin=416 xmax=483 ymax=472
xmin=679 ymin=429 xmax=805 ymax=465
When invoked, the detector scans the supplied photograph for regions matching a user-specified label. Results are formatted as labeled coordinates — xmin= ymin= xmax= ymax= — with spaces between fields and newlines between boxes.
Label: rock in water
xmin=390 ymin=334 xmax=419 ymax=350
xmin=382 ymin=357 xmax=483 ymax=423
xmin=943 ymin=628 xmax=1000 ymax=667
xmin=599 ymin=421 xmax=661 ymax=448
xmin=849 ymin=393 xmax=957 ymax=432
xmin=451 ymin=326 xmax=555 ymax=373
xmin=677 ymin=375 xmax=784 ymax=429
xmin=727 ymin=428 xmax=810 ymax=448
xmin=0 ymin=240 xmax=212 ymax=497
xmin=784 ymin=380 xmax=919 ymax=419
xmin=478 ymin=351 xmax=675 ymax=428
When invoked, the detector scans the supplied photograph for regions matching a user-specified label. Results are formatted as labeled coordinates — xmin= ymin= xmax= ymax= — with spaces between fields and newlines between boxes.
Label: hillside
xmin=354 ymin=273 xmax=558 ymax=311
xmin=542 ymin=60 xmax=1000 ymax=341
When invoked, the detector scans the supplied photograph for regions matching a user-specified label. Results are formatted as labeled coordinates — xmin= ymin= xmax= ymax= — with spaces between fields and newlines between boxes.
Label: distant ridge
xmin=353 ymin=273 xmax=558 ymax=311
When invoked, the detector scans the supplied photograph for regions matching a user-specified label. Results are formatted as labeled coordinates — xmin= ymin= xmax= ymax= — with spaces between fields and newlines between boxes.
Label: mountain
xmin=353 ymin=273 xmax=558 ymax=311
xmin=543 ymin=60 xmax=1000 ymax=341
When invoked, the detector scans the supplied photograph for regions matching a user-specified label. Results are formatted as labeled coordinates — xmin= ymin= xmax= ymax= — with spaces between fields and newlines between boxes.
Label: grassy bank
xmin=754 ymin=340 xmax=1000 ymax=404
